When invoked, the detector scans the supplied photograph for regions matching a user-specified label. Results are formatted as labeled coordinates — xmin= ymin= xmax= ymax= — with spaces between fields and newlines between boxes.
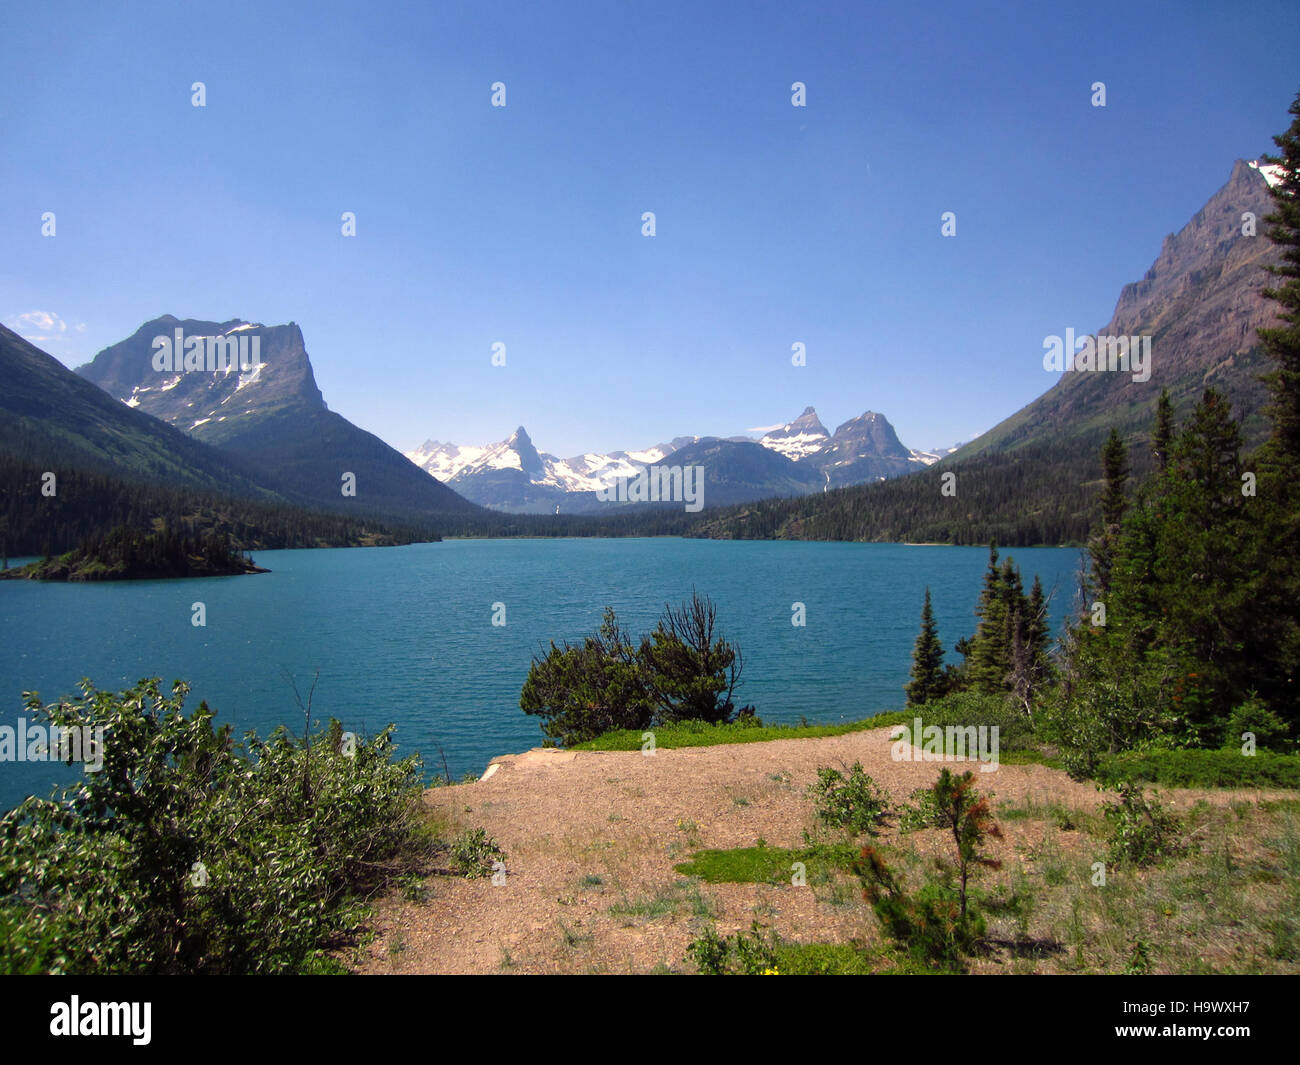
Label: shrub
xmin=898 ymin=785 xmax=944 ymax=832
xmin=807 ymin=762 xmax=889 ymax=836
xmin=1224 ymin=695 xmax=1292 ymax=753
xmin=686 ymin=921 xmax=780 ymax=975
xmin=0 ymin=679 xmax=429 ymax=975
xmin=1101 ymin=783 xmax=1186 ymax=866
xmin=449 ymin=828 xmax=507 ymax=878
xmin=909 ymin=690 xmax=1038 ymax=753
xmin=521 ymin=593 xmax=749 ymax=746
xmin=772 ymin=942 xmax=875 ymax=975
xmin=639 ymin=591 xmax=745 ymax=724
xmin=519 ymin=607 xmax=653 ymax=746
xmin=1040 ymin=657 xmax=1171 ymax=779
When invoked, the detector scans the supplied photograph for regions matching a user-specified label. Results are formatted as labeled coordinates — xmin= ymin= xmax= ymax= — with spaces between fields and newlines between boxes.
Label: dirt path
xmin=352 ymin=728 xmax=1284 ymax=974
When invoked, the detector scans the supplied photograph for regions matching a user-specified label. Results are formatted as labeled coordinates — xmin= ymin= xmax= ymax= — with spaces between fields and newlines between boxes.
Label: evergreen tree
xmin=967 ymin=546 xmax=1010 ymax=693
xmin=1107 ymin=389 xmax=1253 ymax=741
xmin=1248 ymin=89 xmax=1300 ymax=729
xmin=1258 ymin=90 xmax=1300 ymax=465
xmin=967 ymin=546 xmax=1043 ymax=698
xmin=1088 ymin=429 xmax=1129 ymax=596
xmin=1152 ymin=388 xmax=1175 ymax=470
xmin=905 ymin=587 xmax=947 ymax=707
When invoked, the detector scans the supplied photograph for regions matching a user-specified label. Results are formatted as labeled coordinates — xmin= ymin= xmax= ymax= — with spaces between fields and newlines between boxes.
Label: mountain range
xmin=405 ymin=408 xmax=957 ymax=512
xmin=3 ymin=155 xmax=1281 ymax=550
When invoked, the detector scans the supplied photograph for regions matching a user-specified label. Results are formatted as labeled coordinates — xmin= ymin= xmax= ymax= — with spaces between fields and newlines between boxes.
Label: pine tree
xmin=967 ymin=546 xmax=1010 ymax=693
xmin=905 ymin=587 xmax=947 ymax=707
xmin=1089 ymin=429 xmax=1129 ymax=597
xmin=1258 ymin=90 xmax=1300 ymax=465
xmin=1247 ymin=89 xmax=1300 ymax=730
xmin=1152 ymin=388 xmax=1175 ymax=470
xmin=967 ymin=546 xmax=1041 ymax=696
xmin=1106 ymin=389 xmax=1252 ymax=741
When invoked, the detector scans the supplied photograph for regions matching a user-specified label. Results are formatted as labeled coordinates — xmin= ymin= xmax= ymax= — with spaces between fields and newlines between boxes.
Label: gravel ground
xmin=352 ymin=728 xmax=1286 ymax=974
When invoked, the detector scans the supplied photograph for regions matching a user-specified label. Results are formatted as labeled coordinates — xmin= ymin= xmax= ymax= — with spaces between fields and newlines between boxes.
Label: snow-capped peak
xmin=758 ymin=406 xmax=831 ymax=461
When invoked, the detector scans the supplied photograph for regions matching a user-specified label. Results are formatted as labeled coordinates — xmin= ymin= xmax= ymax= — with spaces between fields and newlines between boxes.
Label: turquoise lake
xmin=0 ymin=538 xmax=1085 ymax=810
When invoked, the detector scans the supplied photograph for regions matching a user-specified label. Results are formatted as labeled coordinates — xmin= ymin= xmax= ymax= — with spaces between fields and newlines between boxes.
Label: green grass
xmin=572 ymin=715 xmax=906 ymax=752
xmin=572 ymin=697 xmax=1042 ymax=755
xmin=772 ymin=942 xmax=876 ymax=975
xmin=610 ymin=879 xmax=716 ymax=921
xmin=1096 ymin=748 xmax=1300 ymax=790
xmin=674 ymin=844 xmax=857 ymax=884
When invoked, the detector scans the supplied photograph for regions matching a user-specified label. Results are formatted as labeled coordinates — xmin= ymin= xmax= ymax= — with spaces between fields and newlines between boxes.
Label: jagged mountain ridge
xmin=406 ymin=406 xmax=946 ymax=511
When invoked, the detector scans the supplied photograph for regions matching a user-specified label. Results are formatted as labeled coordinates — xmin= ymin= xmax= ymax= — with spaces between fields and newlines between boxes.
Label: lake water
xmin=0 ymin=538 xmax=1084 ymax=810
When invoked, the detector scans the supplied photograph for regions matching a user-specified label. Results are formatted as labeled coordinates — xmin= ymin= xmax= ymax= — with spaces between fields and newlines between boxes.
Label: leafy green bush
xmin=686 ymin=921 xmax=780 ymax=975
xmin=521 ymin=593 xmax=751 ymax=747
xmin=898 ymin=785 xmax=943 ymax=831
xmin=0 ymin=678 xmax=430 ymax=974
xmin=1101 ymin=783 xmax=1186 ymax=866
xmin=1039 ymin=655 xmax=1172 ymax=779
xmin=519 ymin=607 xmax=652 ymax=746
xmin=808 ymin=762 xmax=889 ymax=836
xmin=449 ymin=828 xmax=507 ymax=878
xmin=908 ymin=690 xmax=1038 ymax=753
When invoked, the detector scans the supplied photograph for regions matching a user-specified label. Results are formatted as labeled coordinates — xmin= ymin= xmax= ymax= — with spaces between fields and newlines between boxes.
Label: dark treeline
xmin=442 ymin=504 xmax=702 ymax=539
xmin=0 ymin=452 xmax=442 ymax=560
xmin=0 ymin=448 xmax=716 ymax=560
xmin=685 ymin=443 xmax=1102 ymax=546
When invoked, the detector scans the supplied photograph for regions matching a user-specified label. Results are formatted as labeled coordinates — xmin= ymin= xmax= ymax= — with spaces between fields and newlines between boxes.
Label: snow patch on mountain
xmin=405 ymin=431 xmax=696 ymax=491
xmin=1249 ymin=160 xmax=1286 ymax=189
xmin=758 ymin=406 xmax=831 ymax=460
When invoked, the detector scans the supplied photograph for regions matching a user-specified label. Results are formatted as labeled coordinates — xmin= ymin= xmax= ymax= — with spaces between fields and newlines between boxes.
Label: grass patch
xmin=1096 ymin=749 xmax=1300 ymax=790
xmin=574 ymin=698 xmax=1048 ymax=756
xmin=573 ymin=715 xmax=901 ymax=751
xmin=772 ymin=941 xmax=876 ymax=975
xmin=610 ymin=879 xmax=715 ymax=922
xmin=674 ymin=844 xmax=856 ymax=884
xmin=997 ymin=797 xmax=1098 ymax=834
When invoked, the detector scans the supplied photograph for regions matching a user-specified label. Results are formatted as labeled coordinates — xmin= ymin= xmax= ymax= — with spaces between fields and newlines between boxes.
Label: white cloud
xmin=6 ymin=310 xmax=87 ymax=346
xmin=14 ymin=310 xmax=66 ymax=333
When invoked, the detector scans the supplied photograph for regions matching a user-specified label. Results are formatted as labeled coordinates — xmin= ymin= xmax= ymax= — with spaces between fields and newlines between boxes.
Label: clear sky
xmin=3 ymin=1 xmax=1298 ymax=458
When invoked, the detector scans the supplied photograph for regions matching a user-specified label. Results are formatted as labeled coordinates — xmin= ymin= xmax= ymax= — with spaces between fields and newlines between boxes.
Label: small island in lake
xmin=1 ymin=524 xmax=269 ymax=581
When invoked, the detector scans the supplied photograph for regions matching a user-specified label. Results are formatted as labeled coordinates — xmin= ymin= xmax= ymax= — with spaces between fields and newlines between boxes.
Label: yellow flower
xmin=762 ymin=967 xmax=780 ymax=975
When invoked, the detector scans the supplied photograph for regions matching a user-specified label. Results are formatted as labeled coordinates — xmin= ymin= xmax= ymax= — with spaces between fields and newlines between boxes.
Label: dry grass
xmin=343 ymin=730 xmax=1300 ymax=974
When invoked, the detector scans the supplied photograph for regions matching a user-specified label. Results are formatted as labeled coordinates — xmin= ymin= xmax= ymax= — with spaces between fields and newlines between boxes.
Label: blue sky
xmin=3 ymin=0 xmax=1298 ymax=458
